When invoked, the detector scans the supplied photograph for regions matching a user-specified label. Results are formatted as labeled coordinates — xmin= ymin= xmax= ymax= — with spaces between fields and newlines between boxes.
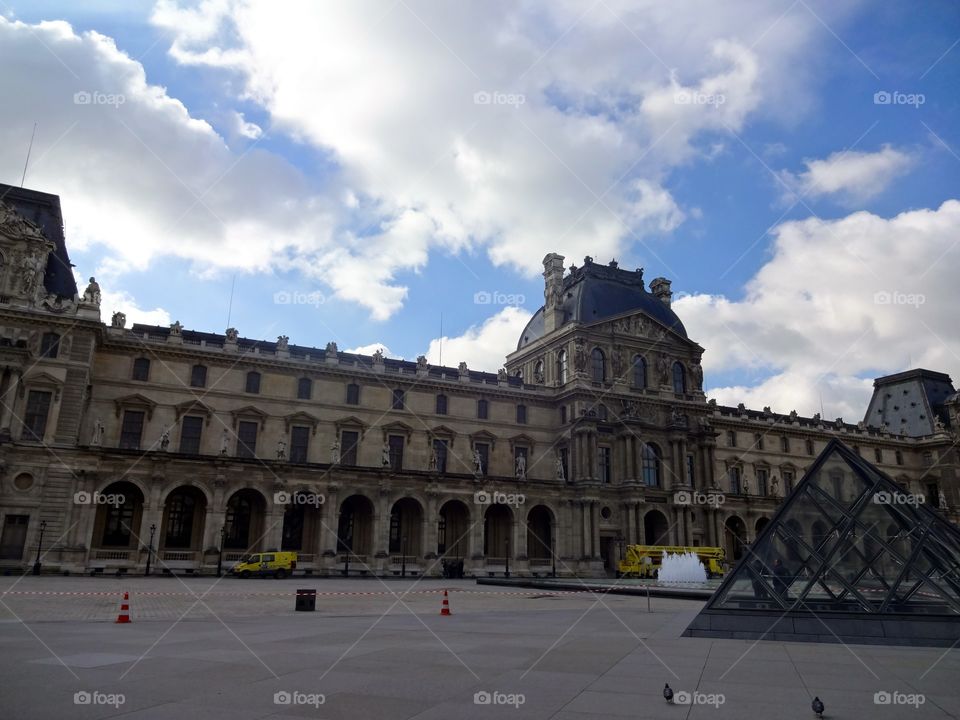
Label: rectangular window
xmin=560 ymin=406 xmax=567 ymax=424
xmin=23 ymin=390 xmax=52 ymax=441
xmin=436 ymin=395 xmax=447 ymax=415
xmin=0 ymin=514 xmax=29 ymax=560
xmin=346 ymin=383 xmax=360 ymax=405
xmin=728 ymin=466 xmax=742 ymax=494
xmin=132 ymin=358 xmax=150 ymax=381
xmin=392 ymin=388 xmax=405 ymax=410
xmin=755 ymin=433 xmax=764 ymax=450
xmin=288 ymin=426 xmax=309 ymax=463
xmin=236 ymin=420 xmax=258 ymax=458
xmin=757 ymin=468 xmax=769 ymax=496
xmin=341 ymin=430 xmax=359 ymax=465
xmin=516 ymin=404 xmax=527 ymax=424
xmin=477 ymin=399 xmax=488 ymax=419
xmin=598 ymin=446 xmax=612 ymax=483
xmin=178 ymin=416 xmax=203 ymax=454
xmin=806 ymin=439 xmax=815 ymax=456
xmin=388 ymin=435 xmax=404 ymax=470
xmin=297 ymin=378 xmax=312 ymax=400
xmin=874 ymin=448 xmax=883 ymax=463
xmin=475 ymin=443 xmax=489 ymax=474
xmin=432 ymin=438 xmax=448 ymax=473
xmin=686 ymin=454 xmax=696 ymax=486
xmin=895 ymin=450 xmax=903 ymax=465
xmin=783 ymin=470 xmax=794 ymax=494
xmin=119 ymin=410 xmax=145 ymax=450
xmin=245 ymin=372 xmax=261 ymax=394
xmin=190 ymin=365 xmax=207 ymax=388
xmin=727 ymin=430 xmax=737 ymax=447
xmin=40 ymin=333 xmax=60 ymax=358
xmin=781 ymin=436 xmax=790 ymax=453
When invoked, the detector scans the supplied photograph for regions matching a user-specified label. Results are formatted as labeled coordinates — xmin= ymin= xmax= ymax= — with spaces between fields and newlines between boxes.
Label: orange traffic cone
xmin=115 ymin=591 xmax=131 ymax=624
xmin=440 ymin=589 xmax=451 ymax=616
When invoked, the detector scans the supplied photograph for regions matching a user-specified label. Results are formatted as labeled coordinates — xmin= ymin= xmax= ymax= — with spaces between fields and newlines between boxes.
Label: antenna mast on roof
xmin=20 ymin=123 xmax=37 ymax=188
xmin=226 ymin=274 xmax=236 ymax=328
xmin=438 ymin=312 xmax=443 ymax=366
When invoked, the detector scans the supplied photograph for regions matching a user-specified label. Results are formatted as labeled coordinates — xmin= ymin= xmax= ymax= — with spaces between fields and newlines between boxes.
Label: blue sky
xmin=1 ymin=1 xmax=958 ymax=417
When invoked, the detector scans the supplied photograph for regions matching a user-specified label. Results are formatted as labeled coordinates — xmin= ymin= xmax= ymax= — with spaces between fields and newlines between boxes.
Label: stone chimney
xmin=542 ymin=253 xmax=565 ymax=334
xmin=649 ymin=277 xmax=673 ymax=307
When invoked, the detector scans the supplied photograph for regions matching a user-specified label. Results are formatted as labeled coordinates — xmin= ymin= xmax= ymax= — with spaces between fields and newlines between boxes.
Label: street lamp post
xmin=145 ymin=523 xmax=156 ymax=576
xmin=217 ymin=525 xmax=225 ymax=577
xmin=32 ymin=520 xmax=46 ymax=576
xmin=401 ymin=535 xmax=407 ymax=578
xmin=551 ymin=528 xmax=557 ymax=578
xmin=504 ymin=536 xmax=510 ymax=578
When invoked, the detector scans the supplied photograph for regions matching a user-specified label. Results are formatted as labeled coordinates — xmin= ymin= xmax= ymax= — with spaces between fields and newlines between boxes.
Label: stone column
xmin=637 ymin=507 xmax=646 ymax=546
xmin=424 ymin=494 xmax=438 ymax=560
xmin=470 ymin=507 xmax=485 ymax=560
xmin=263 ymin=507 xmax=286 ymax=552
xmin=590 ymin=501 xmax=601 ymax=559
xmin=514 ymin=513 xmax=527 ymax=560
xmin=375 ymin=492 xmax=391 ymax=559
xmin=321 ymin=486 xmax=340 ymax=556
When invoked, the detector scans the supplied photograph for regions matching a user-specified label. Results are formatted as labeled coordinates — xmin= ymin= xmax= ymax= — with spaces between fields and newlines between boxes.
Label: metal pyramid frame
xmin=684 ymin=439 xmax=960 ymax=646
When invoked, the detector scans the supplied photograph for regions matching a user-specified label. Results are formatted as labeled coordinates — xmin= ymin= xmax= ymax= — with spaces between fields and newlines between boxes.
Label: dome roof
xmin=517 ymin=258 xmax=687 ymax=349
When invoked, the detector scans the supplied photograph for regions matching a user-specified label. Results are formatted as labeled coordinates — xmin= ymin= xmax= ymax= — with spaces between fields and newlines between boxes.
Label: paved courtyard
xmin=1 ymin=575 xmax=958 ymax=719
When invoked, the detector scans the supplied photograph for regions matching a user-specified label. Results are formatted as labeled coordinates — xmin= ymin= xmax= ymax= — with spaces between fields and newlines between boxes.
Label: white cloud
xmin=100 ymin=289 xmax=171 ymax=328
xmin=149 ymin=0 xmax=832 ymax=315
xmin=228 ymin=110 xmax=262 ymax=139
xmin=677 ymin=200 xmax=960 ymax=416
xmin=424 ymin=306 xmax=532 ymax=371
xmin=778 ymin=145 xmax=915 ymax=205
xmin=345 ymin=342 xmax=397 ymax=358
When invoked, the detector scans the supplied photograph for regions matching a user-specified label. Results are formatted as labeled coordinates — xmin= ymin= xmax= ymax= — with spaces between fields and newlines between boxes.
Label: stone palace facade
xmin=1 ymin=183 xmax=958 ymax=577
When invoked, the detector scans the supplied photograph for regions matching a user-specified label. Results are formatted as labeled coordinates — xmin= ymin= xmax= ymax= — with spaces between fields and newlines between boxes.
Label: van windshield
xmin=240 ymin=554 xmax=257 ymax=564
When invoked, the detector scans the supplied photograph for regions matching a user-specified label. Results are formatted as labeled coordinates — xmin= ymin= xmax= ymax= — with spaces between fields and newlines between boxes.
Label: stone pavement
xmin=0 ymin=576 xmax=958 ymax=719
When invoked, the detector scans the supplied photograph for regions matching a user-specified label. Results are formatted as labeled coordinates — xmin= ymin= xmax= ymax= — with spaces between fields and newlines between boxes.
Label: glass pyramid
xmin=686 ymin=440 xmax=960 ymax=645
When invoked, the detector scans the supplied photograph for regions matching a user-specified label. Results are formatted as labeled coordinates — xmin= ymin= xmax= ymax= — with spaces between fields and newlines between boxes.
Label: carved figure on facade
xmin=497 ymin=368 xmax=507 ymax=381
xmin=276 ymin=438 xmax=286 ymax=460
xmin=689 ymin=357 xmax=703 ymax=390
xmin=373 ymin=348 xmax=385 ymax=362
xmin=159 ymin=426 xmax=170 ymax=451
xmin=473 ymin=449 xmax=483 ymax=476
xmin=220 ymin=429 xmax=230 ymax=455
xmin=381 ymin=442 xmax=391 ymax=467
xmin=515 ymin=453 xmax=526 ymax=480
xmin=428 ymin=446 xmax=438 ymax=472
xmin=111 ymin=311 xmax=127 ymax=328
xmin=330 ymin=438 xmax=341 ymax=464
xmin=657 ymin=354 xmax=671 ymax=385
xmin=170 ymin=321 xmax=183 ymax=336
xmin=417 ymin=355 xmax=429 ymax=372
xmin=573 ymin=338 xmax=587 ymax=371
xmin=325 ymin=341 xmax=338 ymax=356
xmin=80 ymin=276 xmax=101 ymax=305
xmin=225 ymin=327 xmax=239 ymax=343
xmin=90 ymin=418 xmax=104 ymax=446
xmin=555 ymin=452 xmax=566 ymax=482
xmin=276 ymin=335 xmax=289 ymax=350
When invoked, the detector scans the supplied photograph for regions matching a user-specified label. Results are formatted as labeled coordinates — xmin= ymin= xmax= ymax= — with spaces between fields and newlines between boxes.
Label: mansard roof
xmin=518 ymin=256 xmax=687 ymax=349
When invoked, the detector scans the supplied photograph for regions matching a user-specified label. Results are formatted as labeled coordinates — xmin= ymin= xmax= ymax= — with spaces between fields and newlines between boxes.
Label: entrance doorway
xmin=0 ymin=515 xmax=29 ymax=560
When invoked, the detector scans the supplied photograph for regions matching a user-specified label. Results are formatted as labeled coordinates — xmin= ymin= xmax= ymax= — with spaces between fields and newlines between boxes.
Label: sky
xmin=1 ymin=1 xmax=958 ymax=420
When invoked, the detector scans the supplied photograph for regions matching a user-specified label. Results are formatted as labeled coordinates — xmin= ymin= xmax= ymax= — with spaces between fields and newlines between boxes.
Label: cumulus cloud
xmin=344 ymin=342 xmax=398 ymax=358
xmin=778 ymin=145 xmax=915 ymax=205
xmin=149 ymin=0 xmax=830 ymax=315
xmin=100 ymin=289 xmax=171 ymax=328
xmin=424 ymin=306 xmax=532 ymax=372
xmin=677 ymin=201 xmax=960 ymax=416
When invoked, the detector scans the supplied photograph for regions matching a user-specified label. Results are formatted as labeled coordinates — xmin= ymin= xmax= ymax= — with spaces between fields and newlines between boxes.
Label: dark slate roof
xmin=128 ymin=324 xmax=532 ymax=388
xmin=0 ymin=183 xmax=78 ymax=298
xmin=518 ymin=257 xmax=687 ymax=349
xmin=862 ymin=369 xmax=955 ymax=437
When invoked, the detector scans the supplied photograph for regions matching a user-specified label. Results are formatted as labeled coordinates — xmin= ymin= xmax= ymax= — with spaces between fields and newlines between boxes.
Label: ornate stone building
xmin=1 ymin=184 xmax=958 ymax=577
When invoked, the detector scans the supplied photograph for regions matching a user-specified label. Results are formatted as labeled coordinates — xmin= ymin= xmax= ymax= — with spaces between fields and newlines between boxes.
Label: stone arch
xmin=91 ymin=481 xmax=146 ymax=551
xmin=724 ymin=515 xmax=748 ymax=561
xmin=438 ymin=498 xmax=471 ymax=558
xmin=484 ymin=503 xmax=513 ymax=558
xmin=280 ymin=489 xmax=324 ymax=554
xmin=389 ymin=496 xmax=424 ymax=557
xmin=525 ymin=504 xmax=554 ymax=560
xmin=755 ymin=516 xmax=771 ymax=536
xmin=224 ymin=488 xmax=267 ymax=552
xmin=644 ymin=508 xmax=670 ymax=546
xmin=159 ymin=485 xmax=207 ymax=552
xmin=338 ymin=494 xmax=375 ymax=558
xmin=159 ymin=479 xmax=214 ymax=508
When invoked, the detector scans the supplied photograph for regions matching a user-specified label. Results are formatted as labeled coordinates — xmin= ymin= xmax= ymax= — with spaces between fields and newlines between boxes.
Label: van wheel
xmin=239 ymin=570 xmax=250 ymax=579
xmin=274 ymin=569 xmax=287 ymax=579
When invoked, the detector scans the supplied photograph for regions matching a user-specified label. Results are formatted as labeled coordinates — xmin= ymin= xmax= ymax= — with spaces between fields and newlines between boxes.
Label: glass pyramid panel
xmin=709 ymin=440 xmax=960 ymax=617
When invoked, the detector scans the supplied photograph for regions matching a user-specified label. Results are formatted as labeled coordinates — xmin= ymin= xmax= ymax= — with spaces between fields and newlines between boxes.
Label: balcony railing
xmin=161 ymin=551 xmax=197 ymax=562
xmin=93 ymin=550 xmax=131 ymax=561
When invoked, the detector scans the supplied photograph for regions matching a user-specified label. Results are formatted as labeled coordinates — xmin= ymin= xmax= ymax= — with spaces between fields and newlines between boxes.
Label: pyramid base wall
xmin=683 ymin=610 xmax=960 ymax=647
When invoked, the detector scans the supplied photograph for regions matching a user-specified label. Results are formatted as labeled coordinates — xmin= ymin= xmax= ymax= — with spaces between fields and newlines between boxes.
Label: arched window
xmin=642 ymin=443 xmax=661 ymax=487
xmin=297 ymin=377 xmax=312 ymax=400
xmin=591 ymin=348 xmax=605 ymax=382
xmin=633 ymin=355 xmax=646 ymax=388
xmin=672 ymin=362 xmax=686 ymax=394
xmin=245 ymin=371 xmax=261 ymax=394
xmin=132 ymin=357 xmax=150 ymax=381
xmin=557 ymin=350 xmax=568 ymax=385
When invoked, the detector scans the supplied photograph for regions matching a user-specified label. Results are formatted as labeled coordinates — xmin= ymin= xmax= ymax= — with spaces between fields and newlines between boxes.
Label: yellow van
xmin=618 ymin=545 xmax=726 ymax=579
xmin=231 ymin=551 xmax=298 ymax=579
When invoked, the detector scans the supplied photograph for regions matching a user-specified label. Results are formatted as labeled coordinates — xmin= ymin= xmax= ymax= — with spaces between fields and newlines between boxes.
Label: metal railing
xmin=161 ymin=551 xmax=196 ymax=562
xmin=93 ymin=550 xmax=131 ymax=560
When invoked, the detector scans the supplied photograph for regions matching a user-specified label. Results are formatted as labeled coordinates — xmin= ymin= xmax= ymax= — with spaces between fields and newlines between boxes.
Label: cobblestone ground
xmin=1 ymin=576 xmax=959 ymax=719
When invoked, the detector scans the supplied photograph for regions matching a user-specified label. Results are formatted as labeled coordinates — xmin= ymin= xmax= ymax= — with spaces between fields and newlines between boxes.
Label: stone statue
xmin=473 ymin=449 xmax=483 ymax=476
xmin=325 ymin=341 xmax=338 ymax=355
xmin=934 ymin=416 xmax=947 ymax=433
xmin=373 ymin=348 xmax=384 ymax=362
xmin=330 ymin=438 xmax=341 ymax=464
xmin=276 ymin=335 xmax=289 ymax=351
xmin=771 ymin=476 xmax=780 ymax=496
xmin=834 ymin=417 xmax=844 ymax=429
xmin=611 ymin=346 xmax=624 ymax=378
xmin=0 ymin=202 xmax=46 ymax=241
xmin=111 ymin=311 xmax=126 ymax=329
xmin=670 ymin=407 xmax=686 ymax=426
xmin=789 ymin=410 xmax=799 ymax=422
xmin=533 ymin=359 xmax=545 ymax=384
xmin=690 ymin=359 xmax=703 ymax=390
xmin=742 ymin=477 xmax=750 ymax=495
xmin=225 ymin=327 xmax=239 ymax=343
xmin=737 ymin=403 xmax=747 ymax=413
xmin=939 ymin=490 xmax=949 ymax=510
xmin=417 ymin=355 xmax=429 ymax=371
xmin=697 ymin=415 xmax=712 ymax=432
xmin=159 ymin=426 xmax=170 ymax=451
xmin=573 ymin=338 xmax=587 ymax=371
xmin=428 ymin=447 xmax=438 ymax=471
xmin=457 ymin=360 xmax=467 ymax=374
xmin=497 ymin=368 xmax=507 ymax=381
xmin=17 ymin=250 xmax=46 ymax=299
xmin=763 ymin=406 xmax=772 ymax=415
xmin=170 ymin=320 xmax=183 ymax=336
xmin=82 ymin=276 xmax=101 ymax=305
xmin=276 ymin=438 xmax=286 ymax=460
xmin=219 ymin=429 xmax=229 ymax=455
xmin=657 ymin=354 xmax=671 ymax=385
xmin=812 ymin=412 xmax=821 ymax=424
xmin=555 ymin=452 xmax=566 ymax=482
xmin=515 ymin=453 xmax=526 ymax=480
xmin=381 ymin=442 xmax=391 ymax=467
xmin=90 ymin=417 xmax=104 ymax=446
